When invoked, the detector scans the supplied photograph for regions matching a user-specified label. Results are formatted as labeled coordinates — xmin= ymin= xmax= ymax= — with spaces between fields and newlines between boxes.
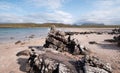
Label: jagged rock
xmin=25 ymin=52 xmax=71 ymax=73
xmin=84 ymin=66 xmax=109 ymax=73
xmin=114 ymin=35 xmax=120 ymax=47
xmin=59 ymin=63 xmax=71 ymax=73
xmin=112 ymin=28 xmax=120 ymax=34
xmin=56 ymin=30 xmax=66 ymax=37
xmin=109 ymin=31 xmax=120 ymax=46
xmin=16 ymin=26 xmax=113 ymax=73
xmin=65 ymin=32 xmax=80 ymax=35
xmin=81 ymin=55 xmax=112 ymax=73
xmin=50 ymin=25 xmax=56 ymax=33
xmin=16 ymin=50 xmax=30 ymax=56
xmin=43 ymin=26 xmax=90 ymax=55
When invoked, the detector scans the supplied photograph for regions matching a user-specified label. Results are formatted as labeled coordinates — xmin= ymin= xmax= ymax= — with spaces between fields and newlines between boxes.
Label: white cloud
xmin=0 ymin=2 xmax=14 ymax=11
xmin=0 ymin=14 xmax=23 ymax=23
xmin=0 ymin=2 xmax=24 ymax=13
xmin=77 ymin=0 xmax=120 ymax=24
xmin=45 ymin=10 xmax=73 ymax=23
xmin=0 ymin=10 xmax=73 ymax=24
xmin=0 ymin=0 xmax=73 ymax=24
xmin=0 ymin=4 xmax=11 ymax=10
xmin=27 ymin=0 xmax=65 ymax=10
xmin=24 ymin=10 xmax=73 ymax=24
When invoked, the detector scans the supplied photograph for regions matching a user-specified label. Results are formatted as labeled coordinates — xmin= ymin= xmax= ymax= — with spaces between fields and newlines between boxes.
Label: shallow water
xmin=0 ymin=28 xmax=49 ymax=43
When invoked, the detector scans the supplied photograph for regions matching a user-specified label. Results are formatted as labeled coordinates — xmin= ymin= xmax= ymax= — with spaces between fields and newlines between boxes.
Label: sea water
xmin=0 ymin=28 xmax=49 ymax=43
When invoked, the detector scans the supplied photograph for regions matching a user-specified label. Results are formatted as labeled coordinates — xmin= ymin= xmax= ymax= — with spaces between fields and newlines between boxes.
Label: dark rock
xmin=82 ymin=55 xmax=112 ymax=73
xmin=78 ymin=45 xmax=90 ymax=55
xmin=89 ymin=41 xmax=98 ymax=44
xmin=29 ymin=35 xmax=35 ymax=38
xmin=9 ymin=71 xmax=15 ymax=73
xmin=113 ymin=35 xmax=120 ymax=47
xmin=96 ymin=32 xmax=103 ymax=35
xmin=56 ymin=30 xmax=66 ymax=37
xmin=16 ymin=50 xmax=30 ymax=56
xmin=10 ymin=37 xmax=14 ymax=39
xmin=15 ymin=40 xmax=21 ymax=44
xmin=104 ymin=39 xmax=116 ymax=43
xmin=43 ymin=26 xmax=90 ymax=55
xmin=65 ymin=32 xmax=80 ymax=35
xmin=84 ymin=65 xmax=108 ymax=73
xmin=25 ymin=51 xmax=71 ymax=73
xmin=50 ymin=25 xmax=56 ymax=33
xmin=16 ymin=26 xmax=113 ymax=73
xmin=112 ymin=28 xmax=120 ymax=34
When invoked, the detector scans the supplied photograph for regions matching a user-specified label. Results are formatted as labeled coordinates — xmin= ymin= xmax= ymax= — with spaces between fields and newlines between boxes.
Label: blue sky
xmin=0 ymin=0 xmax=120 ymax=25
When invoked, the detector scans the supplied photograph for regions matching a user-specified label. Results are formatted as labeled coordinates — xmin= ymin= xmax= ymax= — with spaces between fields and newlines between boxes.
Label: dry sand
xmin=0 ymin=28 xmax=120 ymax=73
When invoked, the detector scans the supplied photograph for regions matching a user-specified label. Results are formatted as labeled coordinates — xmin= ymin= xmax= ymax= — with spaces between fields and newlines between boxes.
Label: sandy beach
xmin=0 ymin=28 xmax=120 ymax=73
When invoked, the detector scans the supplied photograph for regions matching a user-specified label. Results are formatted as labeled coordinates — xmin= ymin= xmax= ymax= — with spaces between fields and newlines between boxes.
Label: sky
xmin=0 ymin=0 xmax=120 ymax=25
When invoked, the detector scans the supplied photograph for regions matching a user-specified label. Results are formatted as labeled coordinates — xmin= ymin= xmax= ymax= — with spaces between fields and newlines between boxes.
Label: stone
xmin=89 ymin=41 xmax=97 ymax=44
xmin=59 ymin=63 xmax=70 ymax=73
xmin=84 ymin=66 xmax=108 ymax=73
xmin=50 ymin=25 xmax=56 ymax=33
xmin=103 ymin=63 xmax=112 ymax=73
xmin=43 ymin=26 xmax=91 ymax=55
xmin=112 ymin=28 xmax=120 ymax=34
xmin=83 ymin=55 xmax=112 ymax=73
xmin=26 ymin=55 xmax=71 ymax=73
xmin=10 ymin=37 xmax=14 ymax=39
xmin=16 ymin=26 xmax=113 ymax=73
xmin=113 ymin=35 xmax=120 ymax=47
xmin=56 ymin=30 xmax=66 ymax=37
xmin=15 ymin=40 xmax=21 ymax=44
xmin=29 ymin=35 xmax=35 ymax=38
xmin=73 ymin=45 xmax=80 ymax=55
xmin=16 ymin=50 xmax=30 ymax=56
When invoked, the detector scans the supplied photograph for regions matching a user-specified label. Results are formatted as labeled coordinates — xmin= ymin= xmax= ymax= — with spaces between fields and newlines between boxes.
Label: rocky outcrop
xmin=114 ymin=35 xmax=120 ymax=47
xmin=26 ymin=56 xmax=71 ymax=73
xmin=78 ymin=55 xmax=112 ymax=73
xmin=43 ymin=26 xmax=90 ymax=55
xmin=113 ymin=28 xmax=120 ymax=46
xmin=112 ymin=28 xmax=120 ymax=34
xmin=17 ymin=48 xmax=77 ymax=73
xmin=16 ymin=50 xmax=31 ymax=56
xmin=17 ymin=49 xmax=112 ymax=73
xmin=16 ymin=26 xmax=112 ymax=73
xmin=84 ymin=66 xmax=109 ymax=73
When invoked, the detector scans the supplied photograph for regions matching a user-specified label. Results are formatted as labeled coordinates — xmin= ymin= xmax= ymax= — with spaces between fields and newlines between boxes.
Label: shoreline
xmin=0 ymin=27 xmax=115 ymax=44
xmin=0 ymin=28 xmax=120 ymax=73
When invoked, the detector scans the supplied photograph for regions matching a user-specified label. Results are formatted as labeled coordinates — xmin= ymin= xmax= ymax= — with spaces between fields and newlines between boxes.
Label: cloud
xmin=0 ymin=14 xmax=23 ymax=23
xmin=0 ymin=0 xmax=73 ymax=24
xmin=27 ymin=0 xmax=66 ymax=10
xmin=77 ymin=0 xmax=120 ymax=24
xmin=0 ymin=2 xmax=15 ymax=11
xmin=0 ymin=2 xmax=24 ymax=14
xmin=0 ymin=10 xmax=73 ymax=24
xmin=45 ymin=10 xmax=73 ymax=23
xmin=0 ymin=4 xmax=11 ymax=10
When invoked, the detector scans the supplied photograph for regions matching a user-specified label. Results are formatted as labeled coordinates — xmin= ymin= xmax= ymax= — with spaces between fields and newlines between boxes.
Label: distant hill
xmin=81 ymin=23 xmax=105 ymax=26
xmin=0 ymin=23 xmax=73 ymax=28
xmin=0 ymin=23 xmax=120 ymax=28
